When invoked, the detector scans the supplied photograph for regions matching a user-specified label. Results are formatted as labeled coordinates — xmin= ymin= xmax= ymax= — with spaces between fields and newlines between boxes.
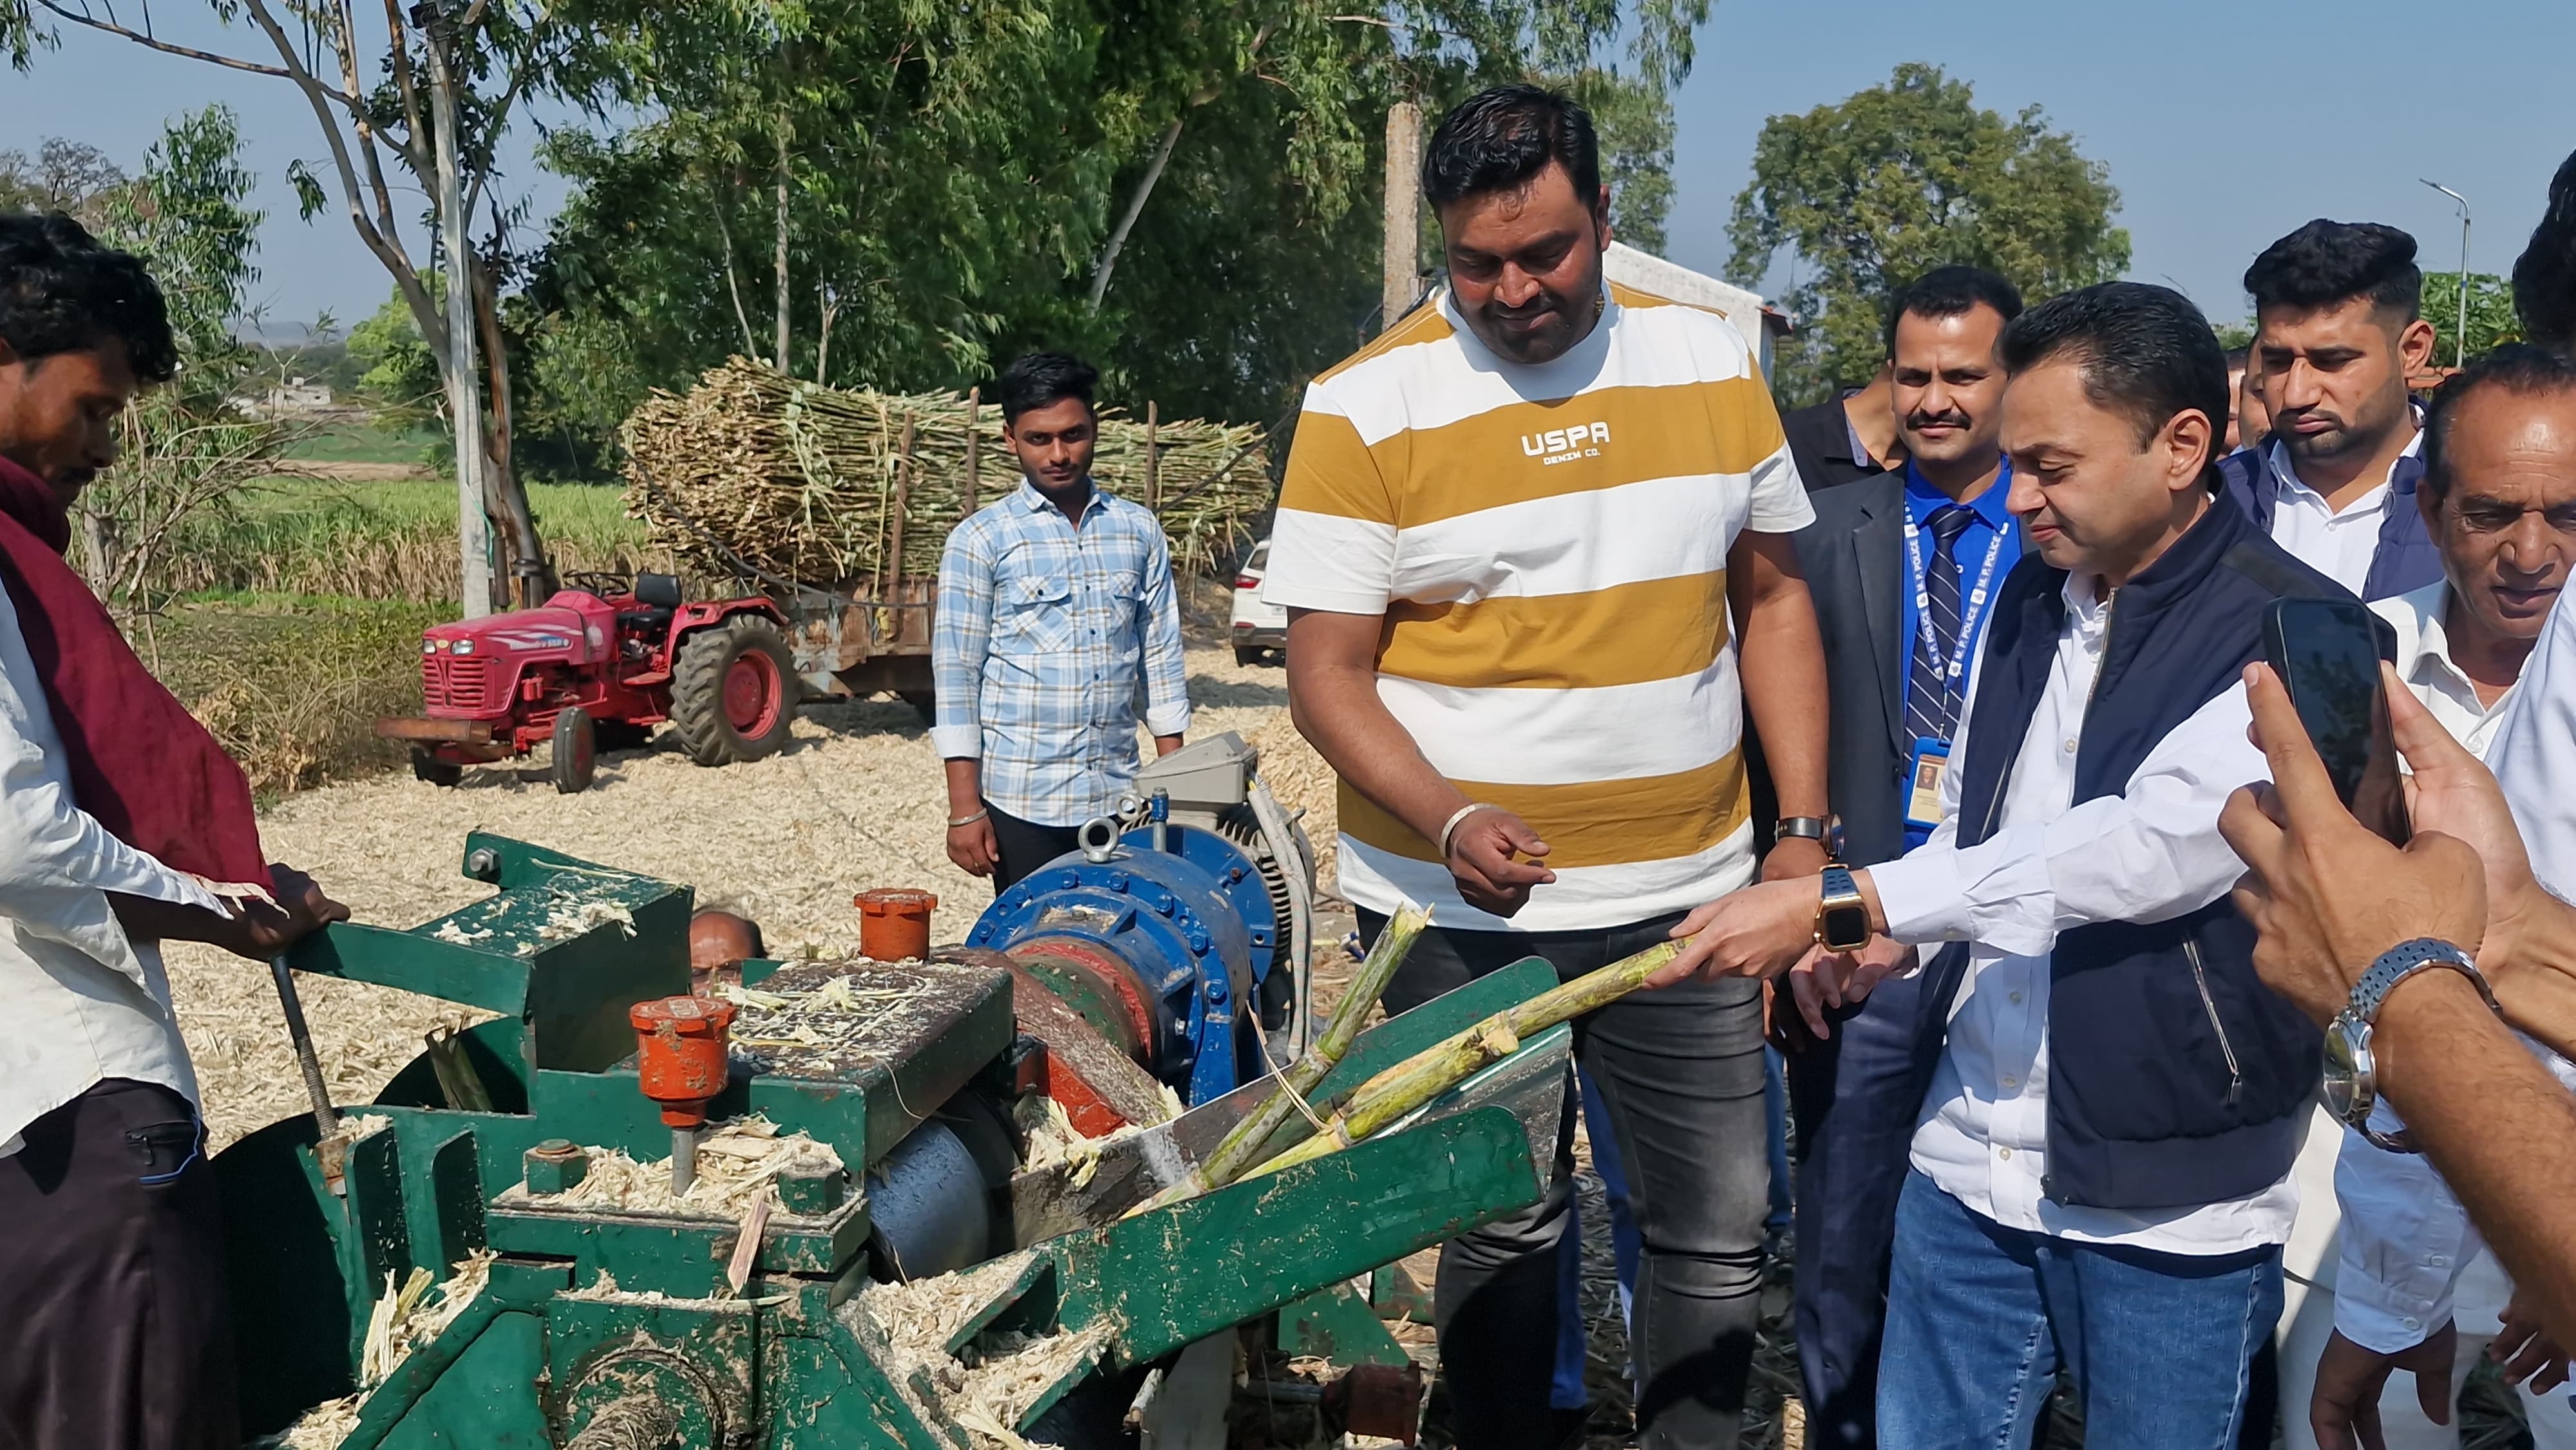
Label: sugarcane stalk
xmin=621 ymin=358 xmax=1270 ymax=585
xmin=1135 ymin=906 xmax=1426 ymax=1216
xmin=1237 ymin=938 xmax=1687 ymax=1185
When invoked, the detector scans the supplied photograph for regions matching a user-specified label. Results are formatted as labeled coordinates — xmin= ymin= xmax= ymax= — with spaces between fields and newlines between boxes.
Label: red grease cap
xmin=629 ymin=995 xmax=738 ymax=1128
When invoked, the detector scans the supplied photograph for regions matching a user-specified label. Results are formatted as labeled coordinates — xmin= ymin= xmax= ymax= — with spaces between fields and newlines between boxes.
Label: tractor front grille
xmin=422 ymin=655 xmax=496 ymax=713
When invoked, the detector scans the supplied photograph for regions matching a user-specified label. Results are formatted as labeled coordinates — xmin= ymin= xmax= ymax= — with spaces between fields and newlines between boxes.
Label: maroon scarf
xmin=0 ymin=454 xmax=270 ymax=893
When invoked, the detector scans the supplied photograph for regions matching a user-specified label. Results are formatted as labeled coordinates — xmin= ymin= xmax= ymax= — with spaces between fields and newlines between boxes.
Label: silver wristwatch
xmin=2323 ymin=937 xmax=2499 ymax=1154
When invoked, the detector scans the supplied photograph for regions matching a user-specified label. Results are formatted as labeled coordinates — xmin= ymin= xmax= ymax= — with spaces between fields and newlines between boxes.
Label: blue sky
xmin=6 ymin=0 xmax=2569 ymax=335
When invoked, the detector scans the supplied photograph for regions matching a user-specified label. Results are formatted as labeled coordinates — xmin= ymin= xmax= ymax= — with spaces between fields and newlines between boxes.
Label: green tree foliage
xmin=350 ymin=286 xmax=446 ymax=415
xmin=96 ymin=107 xmax=263 ymax=395
xmin=1727 ymin=63 xmax=2131 ymax=404
xmin=0 ymin=136 xmax=125 ymax=229
xmin=518 ymin=0 xmax=1712 ymax=466
xmin=66 ymin=108 xmax=298 ymax=605
xmin=2418 ymin=272 xmax=2522 ymax=361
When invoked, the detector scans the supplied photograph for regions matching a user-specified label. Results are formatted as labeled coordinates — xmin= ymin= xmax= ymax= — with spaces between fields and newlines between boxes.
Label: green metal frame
xmin=220 ymin=836 xmax=1580 ymax=1444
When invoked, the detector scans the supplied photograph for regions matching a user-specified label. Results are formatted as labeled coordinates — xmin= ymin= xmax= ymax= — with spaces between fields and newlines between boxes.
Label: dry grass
xmin=169 ymin=516 xmax=672 ymax=603
xmin=140 ymin=596 xmax=446 ymax=797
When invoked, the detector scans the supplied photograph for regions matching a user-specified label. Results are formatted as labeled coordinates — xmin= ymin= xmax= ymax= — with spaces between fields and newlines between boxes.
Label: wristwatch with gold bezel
xmin=1815 ymin=863 xmax=1870 ymax=953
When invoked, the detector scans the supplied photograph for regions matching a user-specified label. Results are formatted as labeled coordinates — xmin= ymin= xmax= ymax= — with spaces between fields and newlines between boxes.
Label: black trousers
xmin=987 ymin=801 xmax=1083 ymax=894
xmin=0 ymin=1078 xmax=238 ymax=1450
xmin=1360 ymin=909 xmax=1770 ymax=1450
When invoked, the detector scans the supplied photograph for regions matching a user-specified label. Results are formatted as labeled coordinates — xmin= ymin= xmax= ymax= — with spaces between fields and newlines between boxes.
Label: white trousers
xmin=2277 ymin=1107 xmax=2576 ymax=1448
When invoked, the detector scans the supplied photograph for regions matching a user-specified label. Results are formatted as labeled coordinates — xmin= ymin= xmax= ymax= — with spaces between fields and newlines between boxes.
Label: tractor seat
xmin=618 ymin=572 xmax=683 ymax=641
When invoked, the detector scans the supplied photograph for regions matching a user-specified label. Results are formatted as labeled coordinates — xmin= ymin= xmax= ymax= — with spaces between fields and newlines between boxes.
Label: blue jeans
xmin=1785 ymin=972 xmax=1938 ymax=1449
xmin=1879 ymin=1171 xmax=2281 ymax=1450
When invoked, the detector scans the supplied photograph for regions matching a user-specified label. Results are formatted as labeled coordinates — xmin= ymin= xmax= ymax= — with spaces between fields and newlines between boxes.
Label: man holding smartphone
xmin=1658 ymin=283 xmax=2347 ymax=1444
xmin=2293 ymin=348 xmax=2576 ymax=1448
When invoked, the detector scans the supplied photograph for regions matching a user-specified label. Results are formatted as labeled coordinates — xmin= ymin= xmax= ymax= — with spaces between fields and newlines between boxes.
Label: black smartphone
xmin=2260 ymin=598 xmax=2409 ymax=844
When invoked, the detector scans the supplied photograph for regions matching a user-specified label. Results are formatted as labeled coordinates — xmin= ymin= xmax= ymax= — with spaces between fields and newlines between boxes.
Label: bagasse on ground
xmin=167 ymin=643 xmax=1331 ymax=1150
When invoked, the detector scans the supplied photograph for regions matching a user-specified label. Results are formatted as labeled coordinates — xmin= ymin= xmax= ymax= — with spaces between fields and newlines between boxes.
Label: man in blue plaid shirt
xmin=932 ymin=353 xmax=1192 ymax=891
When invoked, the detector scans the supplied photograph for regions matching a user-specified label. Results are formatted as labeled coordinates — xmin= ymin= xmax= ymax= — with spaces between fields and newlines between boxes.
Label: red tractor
xmin=376 ymin=573 xmax=799 ymax=793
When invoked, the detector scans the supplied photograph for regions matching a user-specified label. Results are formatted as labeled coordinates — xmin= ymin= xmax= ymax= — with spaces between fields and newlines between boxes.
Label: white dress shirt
xmin=1870 ymin=573 xmax=2298 ymax=1254
xmin=2333 ymin=582 xmax=2576 ymax=1353
xmin=0 ymin=581 xmax=227 ymax=1155
xmin=2264 ymin=427 xmax=2425 ymax=596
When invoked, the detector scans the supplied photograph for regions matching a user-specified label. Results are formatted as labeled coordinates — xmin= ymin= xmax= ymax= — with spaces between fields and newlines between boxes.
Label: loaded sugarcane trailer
xmin=621 ymin=360 xmax=1274 ymax=720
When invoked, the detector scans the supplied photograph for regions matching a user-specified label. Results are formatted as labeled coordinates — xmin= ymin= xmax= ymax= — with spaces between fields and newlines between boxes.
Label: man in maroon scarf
xmin=0 ymin=212 xmax=346 ymax=1450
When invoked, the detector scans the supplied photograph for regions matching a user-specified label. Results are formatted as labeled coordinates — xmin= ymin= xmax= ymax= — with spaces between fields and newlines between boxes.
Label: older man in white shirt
xmin=2291 ymin=348 xmax=2576 ymax=1448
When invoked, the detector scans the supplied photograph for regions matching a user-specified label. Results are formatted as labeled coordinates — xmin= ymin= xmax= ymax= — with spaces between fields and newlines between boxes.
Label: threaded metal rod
xmin=670 ymin=1125 xmax=697 ymax=1197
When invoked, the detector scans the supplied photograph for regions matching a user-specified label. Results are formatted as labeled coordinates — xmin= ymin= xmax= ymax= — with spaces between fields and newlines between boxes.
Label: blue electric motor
xmin=963 ymin=733 xmax=1316 ymax=1107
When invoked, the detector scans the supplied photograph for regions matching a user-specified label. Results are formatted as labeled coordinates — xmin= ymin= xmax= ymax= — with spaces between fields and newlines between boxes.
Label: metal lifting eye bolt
xmin=1077 ymin=816 xmax=1121 ymax=863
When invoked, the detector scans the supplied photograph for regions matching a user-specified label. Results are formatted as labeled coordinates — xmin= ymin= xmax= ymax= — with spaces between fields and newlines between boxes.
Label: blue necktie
xmin=1906 ymin=504 xmax=1978 ymax=744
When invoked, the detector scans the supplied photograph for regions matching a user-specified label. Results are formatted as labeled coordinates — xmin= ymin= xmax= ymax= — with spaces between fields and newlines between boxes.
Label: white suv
xmin=1229 ymin=538 xmax=1287 ymax=666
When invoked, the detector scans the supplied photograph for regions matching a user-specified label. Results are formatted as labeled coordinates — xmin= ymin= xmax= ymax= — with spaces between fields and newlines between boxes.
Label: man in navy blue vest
xmin=2225 ymin=220 xmax=2444 ymax=600
xmin=1660 ymin=283 xmax=2342 ymax=1445
xmin=1781 ymin=263 xmax=2023 ymax=1449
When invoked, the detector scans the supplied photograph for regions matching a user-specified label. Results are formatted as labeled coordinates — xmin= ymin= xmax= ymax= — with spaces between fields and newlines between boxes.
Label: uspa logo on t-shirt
xmin=1521 ymin=421 xmax=1609 ymax=465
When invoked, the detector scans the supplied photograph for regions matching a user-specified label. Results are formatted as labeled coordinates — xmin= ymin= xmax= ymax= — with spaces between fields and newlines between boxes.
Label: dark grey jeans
xmin=1359 ymin=909 xmax=1770 ymax=1450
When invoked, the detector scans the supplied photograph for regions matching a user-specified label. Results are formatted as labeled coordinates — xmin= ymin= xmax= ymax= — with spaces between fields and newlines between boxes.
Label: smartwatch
xmin=1815 ymin=864 xmax=1871 ymax=953
xmin=2324 ymin=937 xmax=2499 ymax=1153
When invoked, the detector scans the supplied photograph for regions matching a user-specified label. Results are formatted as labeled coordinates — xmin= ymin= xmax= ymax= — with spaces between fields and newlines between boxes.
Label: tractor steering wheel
xmin=560 ymin=570 xmax=633 ymax=599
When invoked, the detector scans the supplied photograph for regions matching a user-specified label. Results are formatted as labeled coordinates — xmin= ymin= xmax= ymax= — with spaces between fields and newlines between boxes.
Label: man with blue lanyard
xmin=1783 ymin=264 xmax=2023 ymax=1447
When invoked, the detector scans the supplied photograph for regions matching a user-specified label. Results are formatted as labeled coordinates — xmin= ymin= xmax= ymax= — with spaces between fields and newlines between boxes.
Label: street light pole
xmin=2422 ymin=179 xmax=2472 ymax=370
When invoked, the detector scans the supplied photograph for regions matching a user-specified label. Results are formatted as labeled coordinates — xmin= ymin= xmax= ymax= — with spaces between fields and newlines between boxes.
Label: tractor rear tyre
xmin=551 ymin=706 xmax=598 ymax=795
xmin=670 ymin=616 xmax=797 ymax=766
xmin=410 ymin=747 xmax=462 ymax=788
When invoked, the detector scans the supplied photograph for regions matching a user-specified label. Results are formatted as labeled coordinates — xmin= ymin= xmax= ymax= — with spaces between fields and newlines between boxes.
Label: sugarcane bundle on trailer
xmin=619 ymin=357 xmax=1272 ymax=588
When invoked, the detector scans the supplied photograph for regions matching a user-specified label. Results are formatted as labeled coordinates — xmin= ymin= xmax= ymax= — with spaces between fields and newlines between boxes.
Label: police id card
xmin=1904 ymin=737 xmax=1952 ymax=831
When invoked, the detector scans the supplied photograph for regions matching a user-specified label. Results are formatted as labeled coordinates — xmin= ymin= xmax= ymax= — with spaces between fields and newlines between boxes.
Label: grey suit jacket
xmin=1790 ymin=473 xmax=1911 ymax=869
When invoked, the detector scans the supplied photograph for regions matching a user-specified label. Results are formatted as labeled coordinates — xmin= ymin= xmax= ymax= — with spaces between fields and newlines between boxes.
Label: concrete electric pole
xmin=421 ymin=1 xmax=493 ymax=617
xmin=1381 ymin=102 xmax=1423 ymax=335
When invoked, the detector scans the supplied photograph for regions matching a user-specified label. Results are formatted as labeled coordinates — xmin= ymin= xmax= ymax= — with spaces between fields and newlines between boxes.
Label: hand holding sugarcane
xmin=1236 ymin=937 xmax=1685 ymax=1184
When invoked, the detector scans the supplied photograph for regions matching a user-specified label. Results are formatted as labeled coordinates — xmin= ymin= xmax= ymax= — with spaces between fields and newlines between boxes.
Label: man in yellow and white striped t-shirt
xmin=1269 ymin=85 xmax=1832 ymax=1450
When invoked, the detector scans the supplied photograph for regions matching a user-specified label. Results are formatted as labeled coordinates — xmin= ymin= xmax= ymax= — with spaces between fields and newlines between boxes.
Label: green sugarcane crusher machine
xmin=221 ymin=735 xmax=1575 ymax=1447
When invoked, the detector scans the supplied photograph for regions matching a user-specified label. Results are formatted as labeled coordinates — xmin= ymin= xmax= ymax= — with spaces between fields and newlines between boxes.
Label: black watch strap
xmin=1775 ymin=816 xmax=1830 ymax=841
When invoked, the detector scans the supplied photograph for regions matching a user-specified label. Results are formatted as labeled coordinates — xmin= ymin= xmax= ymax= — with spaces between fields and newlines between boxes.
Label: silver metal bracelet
xmin=946 ymin=809 xmax=990 ymax=829
xmin=1437 ymin=802 xmax=1498 ymax=858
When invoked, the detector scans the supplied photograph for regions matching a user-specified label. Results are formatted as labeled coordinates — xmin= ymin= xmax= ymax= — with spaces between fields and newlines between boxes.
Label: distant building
xmin=268 ymin=377 xmax=335 ymax=412
xmin=1602 ymin=241 xmax=1792 ymax=382
xmin=230 ymin=376 xmax=341 ymax=420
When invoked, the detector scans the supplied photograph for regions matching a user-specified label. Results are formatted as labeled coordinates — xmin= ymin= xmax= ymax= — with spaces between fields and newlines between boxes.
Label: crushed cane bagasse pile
xmin=278 ymin=1248 xmax=500 ymax=1448
xmin=491 ymin=1115 xmax=844 ymax=1219
xmin=849 ymin=1250 xmax=1113 ymax=1449
xmin=167 ymin=645 xmax=1334 ymax=1150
